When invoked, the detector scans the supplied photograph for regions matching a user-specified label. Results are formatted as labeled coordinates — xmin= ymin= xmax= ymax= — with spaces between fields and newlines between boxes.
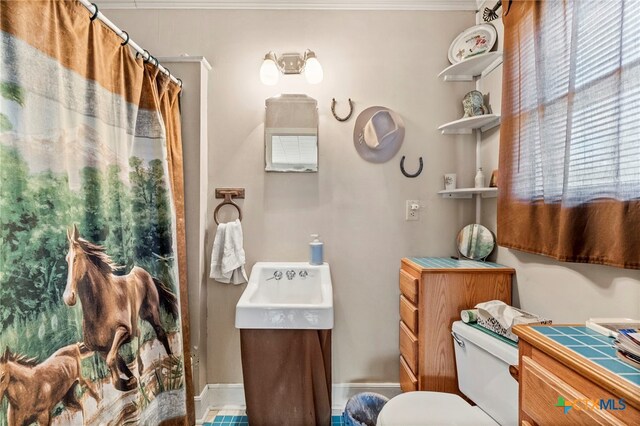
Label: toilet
xmin=377 ymin=321 xmax=518 ymax=425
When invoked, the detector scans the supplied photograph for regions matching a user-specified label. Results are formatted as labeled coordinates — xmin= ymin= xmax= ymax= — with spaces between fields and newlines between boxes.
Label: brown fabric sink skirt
xmin=240 ymin=329 xmax=332 ymax=426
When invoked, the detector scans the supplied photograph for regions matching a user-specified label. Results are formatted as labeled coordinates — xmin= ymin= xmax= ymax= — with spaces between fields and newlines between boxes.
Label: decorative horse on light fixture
xmin=63 ymin=224 xmax=179 ymax=391
xmin=0 ymin=343 xmax=100 ymax=426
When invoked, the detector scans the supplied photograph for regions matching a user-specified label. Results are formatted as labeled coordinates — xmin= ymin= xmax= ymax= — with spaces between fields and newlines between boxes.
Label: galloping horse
xmin=63 ymin=225 xmax=179 ymax=391
xmin=0 ymin=343 xmax=99 ymax=426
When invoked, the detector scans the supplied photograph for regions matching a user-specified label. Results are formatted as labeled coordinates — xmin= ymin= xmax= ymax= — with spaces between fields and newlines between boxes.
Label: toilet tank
xmin=452 ymin=321 xmax=518 ymax=426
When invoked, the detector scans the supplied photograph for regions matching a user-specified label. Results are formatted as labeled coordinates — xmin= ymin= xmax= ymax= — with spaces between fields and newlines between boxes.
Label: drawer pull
xmin=508 ymin=364 xmax=519 ymax=383
xmin=451 ymin=331 xmax=465 ymax=348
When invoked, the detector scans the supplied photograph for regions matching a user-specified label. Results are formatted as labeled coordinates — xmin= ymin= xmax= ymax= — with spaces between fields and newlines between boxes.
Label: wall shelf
xmin=438 ymin=114 xmax=501 ymax=135
xmin=438 ymin=187 xmax=498 ymax=199
xmin=438 ymin=52 xmax=503 ymax=82
xmin=437 ymin=38 xmax=503 ymax=222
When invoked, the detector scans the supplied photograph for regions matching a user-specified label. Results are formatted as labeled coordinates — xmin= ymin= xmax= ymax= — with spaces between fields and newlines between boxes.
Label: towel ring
xmin=214 ymin=199 xmax=242 ymax=225
xmin=214 ymin=188 xmax=245 ymax=225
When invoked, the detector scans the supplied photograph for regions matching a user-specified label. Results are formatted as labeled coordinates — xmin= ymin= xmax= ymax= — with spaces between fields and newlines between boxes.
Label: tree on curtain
xmin=0 ymin=0 xmax=192 ymax=424
xmin=498 ymin=0 xmax=640 ymax=269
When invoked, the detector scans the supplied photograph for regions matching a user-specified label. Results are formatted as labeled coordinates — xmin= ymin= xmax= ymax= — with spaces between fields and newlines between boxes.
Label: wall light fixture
xmin=260 ymin=49 xmax=324 ymax=85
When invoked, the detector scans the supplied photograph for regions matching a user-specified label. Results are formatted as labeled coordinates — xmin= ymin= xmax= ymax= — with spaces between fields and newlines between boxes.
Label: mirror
xmin=456 ymin=224 xmax=496 ymax=260
xmin=265 ymin=94 xmax=318 ymax=172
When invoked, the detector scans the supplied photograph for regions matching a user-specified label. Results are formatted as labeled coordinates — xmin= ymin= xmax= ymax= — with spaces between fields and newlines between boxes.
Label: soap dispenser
xmin=309 ymin=234 xmax=324 ymax=265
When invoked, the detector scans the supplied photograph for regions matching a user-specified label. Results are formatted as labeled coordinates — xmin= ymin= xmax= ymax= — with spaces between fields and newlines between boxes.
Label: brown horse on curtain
xmin=0 ymin=343 xmax=99 ymax=426
xmin=63 ymin=225 xmax=179 ymax=392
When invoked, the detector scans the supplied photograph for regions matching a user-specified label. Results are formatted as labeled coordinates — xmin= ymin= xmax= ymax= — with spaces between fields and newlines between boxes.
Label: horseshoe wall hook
xmin=400 ymin=156 xmax=423 ymax=178
xmin=331 ymin=98 xmax=354 ymax=122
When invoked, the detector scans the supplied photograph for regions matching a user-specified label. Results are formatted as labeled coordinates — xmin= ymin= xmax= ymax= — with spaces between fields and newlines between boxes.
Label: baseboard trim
xmin=194 ymin=382 xmax=401 ymax=424
xmin=331 ymin=383 xmax=402 ymax=412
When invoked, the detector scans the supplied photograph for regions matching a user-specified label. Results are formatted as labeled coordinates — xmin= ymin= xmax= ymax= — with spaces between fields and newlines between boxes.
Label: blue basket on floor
xmin=342 ymin=392 xmax=389 ymax=426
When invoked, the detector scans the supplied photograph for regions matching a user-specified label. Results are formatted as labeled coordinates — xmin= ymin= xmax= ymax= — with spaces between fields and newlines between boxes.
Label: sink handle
xmin=299 ymin=270 xmax=308 ymax=278
xmin=272 ymin=271 xmax=283 ymax=280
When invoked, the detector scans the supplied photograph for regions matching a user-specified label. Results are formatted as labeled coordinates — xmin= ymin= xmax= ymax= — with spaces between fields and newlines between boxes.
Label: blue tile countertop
xmin=406 ymin=257 xmax=511 ymax=269
xmin=532 ymin=325 xmax=640 ymax=386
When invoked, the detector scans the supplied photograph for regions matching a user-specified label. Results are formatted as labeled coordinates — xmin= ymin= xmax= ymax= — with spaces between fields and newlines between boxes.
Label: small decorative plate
xmin=448 ymin=24 xmax=497 ymax=64
xmin=462 ymin=90 xmax=488 ymax=118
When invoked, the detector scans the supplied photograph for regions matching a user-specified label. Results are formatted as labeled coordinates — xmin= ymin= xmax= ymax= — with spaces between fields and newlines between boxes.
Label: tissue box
xmin=477 ymin=308 xmax=551 ymax=342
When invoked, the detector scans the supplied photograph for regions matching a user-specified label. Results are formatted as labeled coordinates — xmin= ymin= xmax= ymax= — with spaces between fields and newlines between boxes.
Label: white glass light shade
xmin=260 ymin=58 xmax=279 ymax=86
xmin=304 ymin=57 xmax=323 ymax=84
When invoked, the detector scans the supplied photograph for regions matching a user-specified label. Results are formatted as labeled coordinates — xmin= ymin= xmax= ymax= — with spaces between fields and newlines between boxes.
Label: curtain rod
xmin=77 ymin=0 xmax=182 ymax=87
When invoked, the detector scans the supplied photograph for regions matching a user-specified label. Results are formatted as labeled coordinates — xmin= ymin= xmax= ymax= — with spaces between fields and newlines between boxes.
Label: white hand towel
xmin=210 ymin=219 xmax=247 ymax=284
xmin=224 ymin=219 xmax=248 ymax=284
xmin=210 ymin=222 xmax=228 ymax=282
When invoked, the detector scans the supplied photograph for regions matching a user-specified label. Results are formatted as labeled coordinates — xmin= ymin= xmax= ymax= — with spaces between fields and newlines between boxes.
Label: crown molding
xmin=99 ymin=1 xmax=478 ymax=11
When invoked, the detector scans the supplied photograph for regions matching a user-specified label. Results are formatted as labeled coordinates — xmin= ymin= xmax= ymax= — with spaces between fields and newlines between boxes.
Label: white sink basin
xmin=235 ymin=262 xmax=333 ymax=330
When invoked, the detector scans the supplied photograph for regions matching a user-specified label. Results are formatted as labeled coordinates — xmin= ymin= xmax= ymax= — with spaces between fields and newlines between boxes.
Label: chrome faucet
xmin=286 ymin=270 xmax=296 ymax=280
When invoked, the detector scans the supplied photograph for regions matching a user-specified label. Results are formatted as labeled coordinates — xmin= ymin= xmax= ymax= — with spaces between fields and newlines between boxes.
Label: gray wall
xmin=107 ymin=8 xmax=478 ymax=385
xmin=107 ymin=7 xmax=639 ymax=390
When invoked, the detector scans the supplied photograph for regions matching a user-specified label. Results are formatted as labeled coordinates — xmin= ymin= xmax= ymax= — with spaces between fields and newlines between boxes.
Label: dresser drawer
xmin=399 ymin=321 xmax=418 ymax=374
xmin=521 ymin=356 xmax=624 ymax=426
xmin=400 ymin=356 xmax=418 ymax=392
xmin=399 ymin=295 xmax=418 ymax=334
xmin=399 ymin=269 xmax=418 ymax=304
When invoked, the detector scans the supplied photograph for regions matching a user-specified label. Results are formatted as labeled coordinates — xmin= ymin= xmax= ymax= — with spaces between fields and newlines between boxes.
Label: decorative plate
xmin=448 ymin=24 xmax=497 ymax=64
xmin=462 ymin=90 xmax=488 ymax=118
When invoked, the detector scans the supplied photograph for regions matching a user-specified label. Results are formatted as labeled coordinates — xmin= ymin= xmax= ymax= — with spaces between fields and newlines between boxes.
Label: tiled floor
xmin=532 ymin=325 xmax=640 ymax=385
xmin=204 ymin=411 xmax=345 ymax=426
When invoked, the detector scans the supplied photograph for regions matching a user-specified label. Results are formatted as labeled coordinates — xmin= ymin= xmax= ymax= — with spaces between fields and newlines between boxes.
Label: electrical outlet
xmin=406 ymin=200 xmax=420 ymax=221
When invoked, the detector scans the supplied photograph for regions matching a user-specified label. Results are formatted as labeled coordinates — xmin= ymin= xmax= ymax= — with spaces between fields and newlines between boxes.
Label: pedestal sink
xmin=235 ymin=262 xmax=333 ymax=330
xmin=236 ymin=262 xmax=334 ymax=425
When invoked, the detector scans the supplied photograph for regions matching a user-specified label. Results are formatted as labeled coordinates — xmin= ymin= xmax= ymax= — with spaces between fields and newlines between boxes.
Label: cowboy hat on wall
xmin=353 ymin=106 xmax=405 ymax=163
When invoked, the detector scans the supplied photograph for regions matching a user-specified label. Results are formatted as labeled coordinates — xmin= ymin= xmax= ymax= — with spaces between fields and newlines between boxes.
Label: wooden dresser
xmin=398 ymin=257 xmax=514 ymax=395
xmin=514 ymin=325 xmax=640 ymax=426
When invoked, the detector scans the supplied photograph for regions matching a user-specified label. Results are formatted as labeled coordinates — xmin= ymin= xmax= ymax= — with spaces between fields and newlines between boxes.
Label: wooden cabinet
xmin=398 ymin=257 xmax=513 ymax=395
xmin=514 ymin=325 xmax=640 ymax=426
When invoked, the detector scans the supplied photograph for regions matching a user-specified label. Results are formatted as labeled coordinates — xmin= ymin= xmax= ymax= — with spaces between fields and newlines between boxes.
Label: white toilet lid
xmin=376 ymin=392 xmax=498 ymax=426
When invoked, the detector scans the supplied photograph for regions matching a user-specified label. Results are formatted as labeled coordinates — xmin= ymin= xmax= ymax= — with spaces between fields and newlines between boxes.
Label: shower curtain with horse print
xmin=0 ymin=1 xmax=193 ymax=424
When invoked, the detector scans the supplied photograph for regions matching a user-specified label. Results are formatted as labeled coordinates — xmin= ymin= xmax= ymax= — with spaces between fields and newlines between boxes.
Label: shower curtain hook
xmin=89 ymin=3 xmax=99 ymax=21
xmin=177 ymin=78 xmax=183 ymax=88
xmin=120 ymin=31 xmax=129 ymax=46
xmin=138 ymin=49 xmax=151 ymax=62
xmin=163 ymin=67 xmax=172 ymax=79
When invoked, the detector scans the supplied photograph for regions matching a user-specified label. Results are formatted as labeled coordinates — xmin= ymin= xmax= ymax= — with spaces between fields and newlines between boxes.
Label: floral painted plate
xmin=448 ymin=24 xmax=497 ymax=64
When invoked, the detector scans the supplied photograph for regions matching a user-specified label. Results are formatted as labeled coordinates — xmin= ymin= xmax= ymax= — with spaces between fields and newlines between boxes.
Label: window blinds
xmin=511 ymin=0 xmax=640 ymax=205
